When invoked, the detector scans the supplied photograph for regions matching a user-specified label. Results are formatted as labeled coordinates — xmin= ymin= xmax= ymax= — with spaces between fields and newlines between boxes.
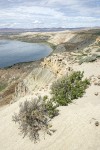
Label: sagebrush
xmin=12 ymin=96 xmax=58 ymax=142
xmin=51 ymin=71 xmax=90 ymax=106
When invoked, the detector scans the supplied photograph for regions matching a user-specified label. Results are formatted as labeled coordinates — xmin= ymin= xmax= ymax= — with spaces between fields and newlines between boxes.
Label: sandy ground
xmin=0 ymin=60 xmax=100 ymax=150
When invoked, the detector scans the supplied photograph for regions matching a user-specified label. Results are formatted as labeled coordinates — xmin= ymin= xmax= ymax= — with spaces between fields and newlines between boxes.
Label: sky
xmin=0 ymin=0 xmax=100 ymax=28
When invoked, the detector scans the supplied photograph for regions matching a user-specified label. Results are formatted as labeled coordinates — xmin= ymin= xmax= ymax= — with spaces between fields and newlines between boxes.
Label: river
xmin=0 ymin=40 xmax=52 ymax=68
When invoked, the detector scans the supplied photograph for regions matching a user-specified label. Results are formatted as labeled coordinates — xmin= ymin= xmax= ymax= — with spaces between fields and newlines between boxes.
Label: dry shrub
xmin=12 ymin=96 xmax=58 ymax=142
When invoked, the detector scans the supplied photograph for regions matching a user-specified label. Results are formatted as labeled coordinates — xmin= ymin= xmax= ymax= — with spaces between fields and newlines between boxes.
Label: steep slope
xmin=0 ymin=58 xmax=100 ymax=150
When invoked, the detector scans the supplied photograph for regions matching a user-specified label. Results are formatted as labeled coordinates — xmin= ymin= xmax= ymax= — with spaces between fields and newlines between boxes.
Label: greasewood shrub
xmin=43 ymin=97 xmax=59 ymax=118
xmin=12 ymin=96 xmax=58 ymax=142
xmin=51 ymin=71 xmax=90 ymax=106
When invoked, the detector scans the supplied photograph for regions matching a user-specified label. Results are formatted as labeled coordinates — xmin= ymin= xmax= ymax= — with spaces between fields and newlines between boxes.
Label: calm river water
xmin=0 ymin=40 xmax=52 ymax=68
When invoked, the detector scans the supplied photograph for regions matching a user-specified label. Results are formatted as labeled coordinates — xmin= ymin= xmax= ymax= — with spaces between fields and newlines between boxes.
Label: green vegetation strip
xmin=51 ymin=71 xmax=90 ymax=106
xmin=0 ymin=83 xmax=7 ymax=92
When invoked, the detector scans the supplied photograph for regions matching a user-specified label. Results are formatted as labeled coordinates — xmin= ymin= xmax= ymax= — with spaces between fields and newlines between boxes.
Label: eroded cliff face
xmin=0 ymin=61 xmax=41 ymax=106
xmin=11 ymin=53 xmax=74 ymax=102
xmin=96 ymin=37 xmax=100 ymax=42
xmin=41 ymin=53 xmax=72 ymax=76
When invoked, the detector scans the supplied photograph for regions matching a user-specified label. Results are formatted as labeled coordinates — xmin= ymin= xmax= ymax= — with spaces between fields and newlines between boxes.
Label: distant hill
xmin=0 ymin=27 xmax=86 ymax=33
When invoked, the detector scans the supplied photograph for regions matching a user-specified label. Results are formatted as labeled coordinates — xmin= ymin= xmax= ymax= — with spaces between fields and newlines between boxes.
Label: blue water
xmin=0 ymin=40 xmax=52 ymax=68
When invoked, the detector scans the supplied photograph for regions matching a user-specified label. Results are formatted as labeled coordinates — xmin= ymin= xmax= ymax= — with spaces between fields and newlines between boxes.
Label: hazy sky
xmin=0 ymin=0 xmax=100 ymax=28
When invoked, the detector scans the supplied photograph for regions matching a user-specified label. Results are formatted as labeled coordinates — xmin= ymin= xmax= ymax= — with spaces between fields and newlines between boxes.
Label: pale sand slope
xmin=0 ymin=61 xmax=100 ymax=150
